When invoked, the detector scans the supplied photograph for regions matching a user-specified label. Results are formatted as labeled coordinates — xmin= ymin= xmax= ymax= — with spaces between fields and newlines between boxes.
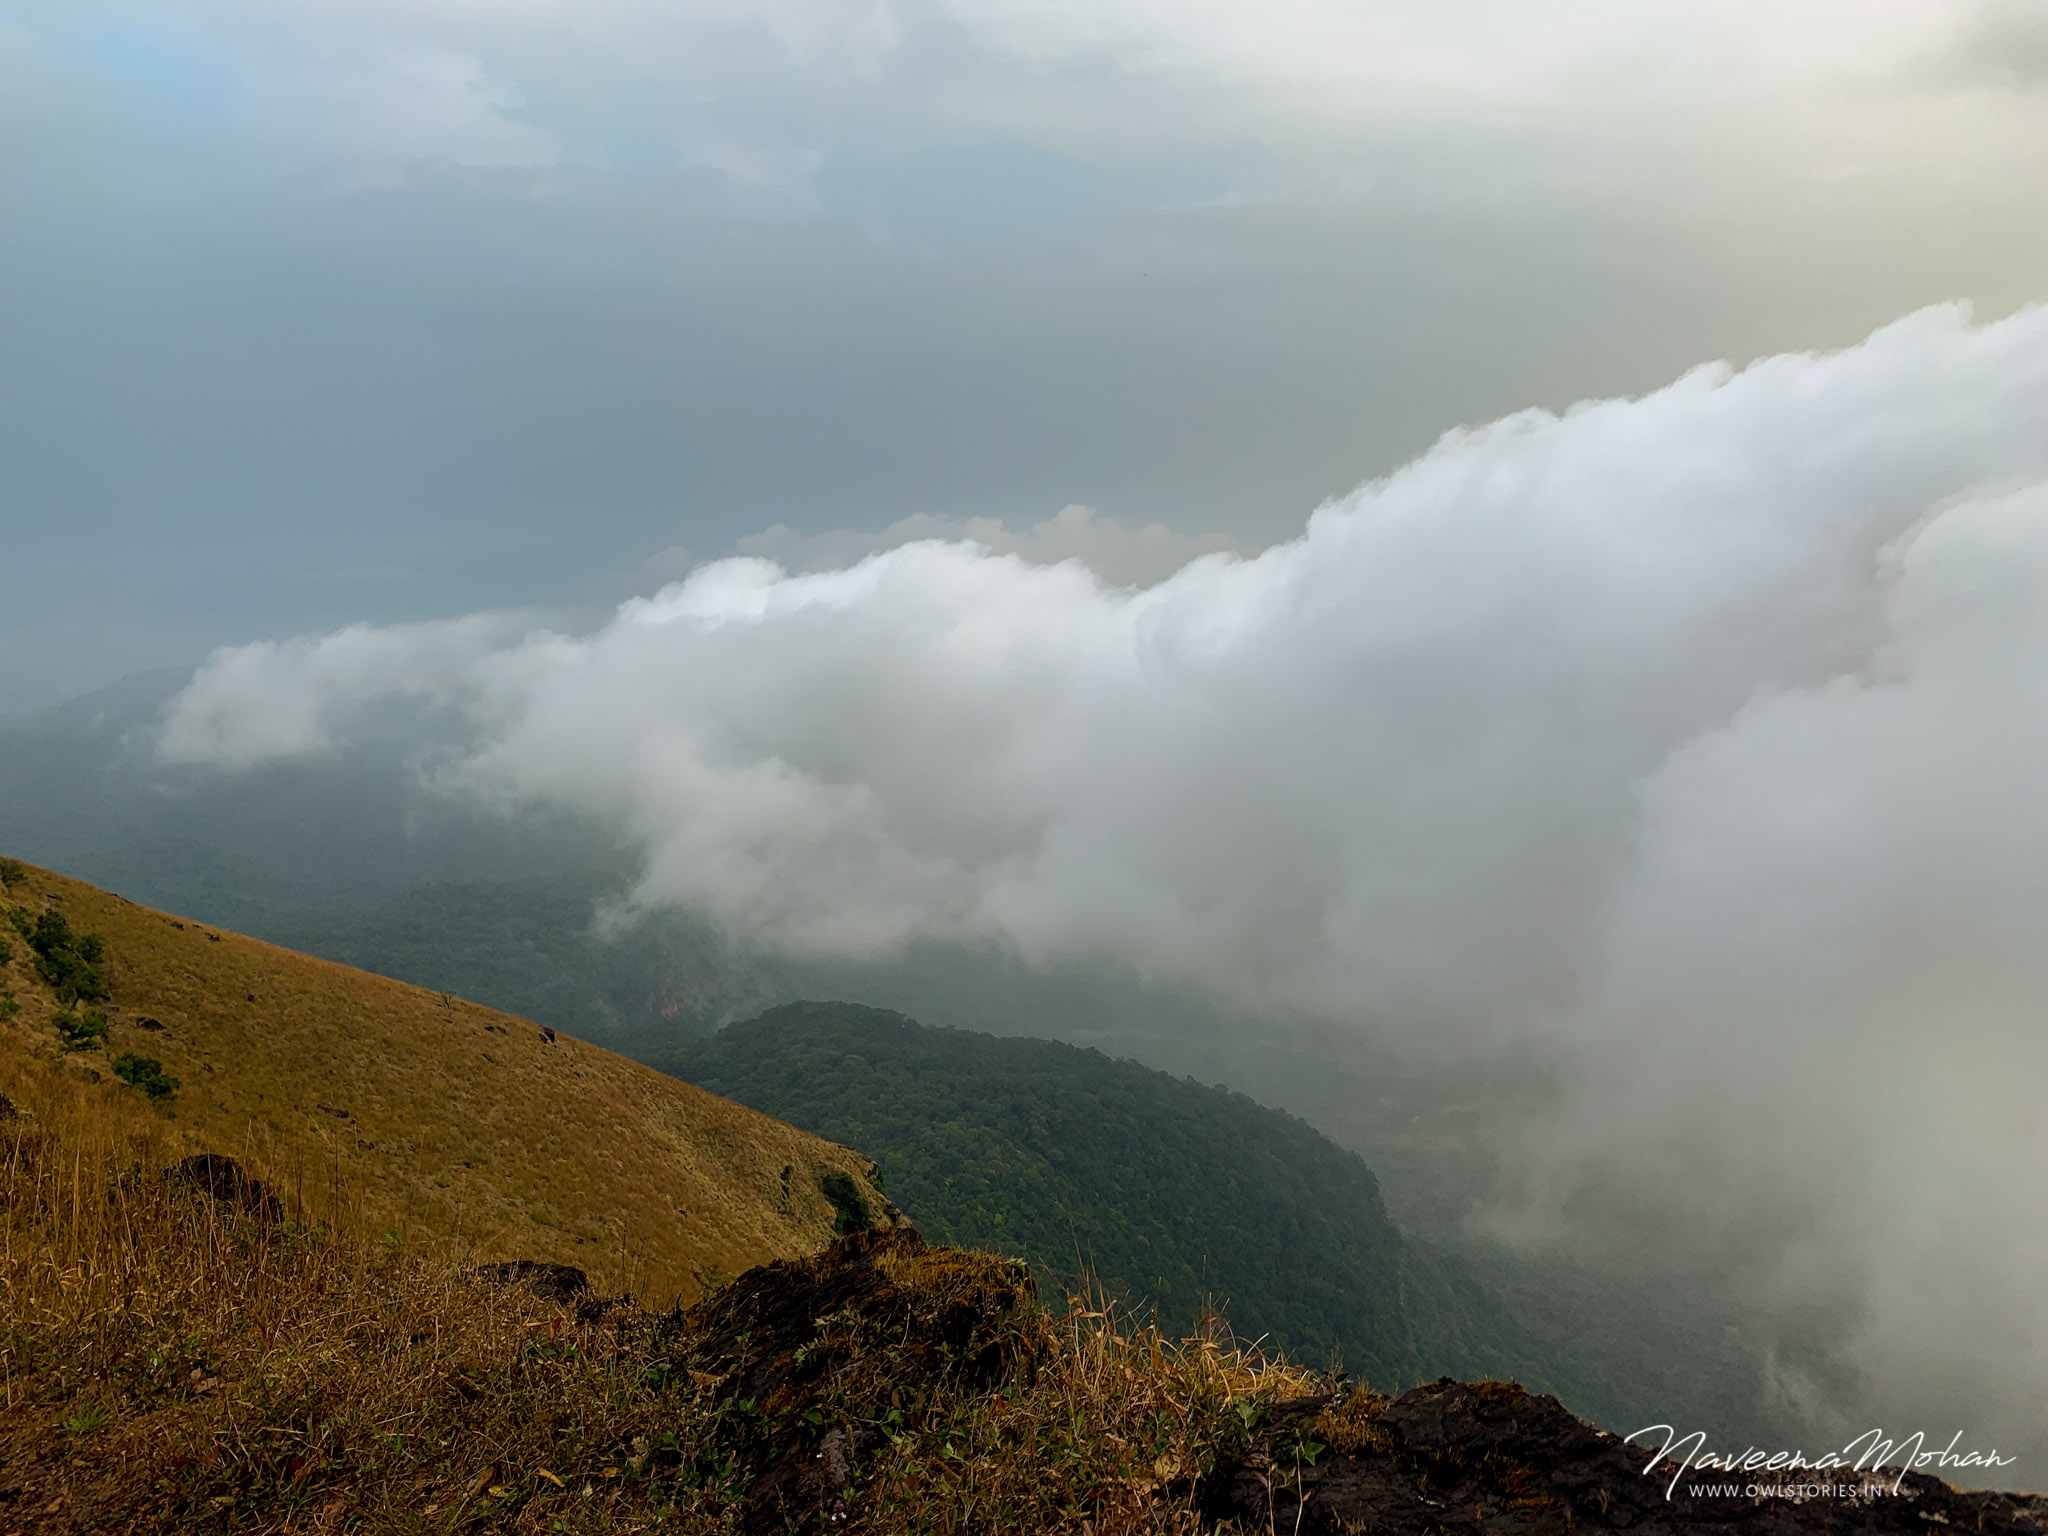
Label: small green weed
xmin=54 ymin=1008 xmax=110 ymax=1050
xmin=112 ymin=1052 xmax=179 ymax=1099
xmin=821 ymin=1170 xmax=874 ymax=1235
xmin=27 ymin=910 xmax=109 ymax=1003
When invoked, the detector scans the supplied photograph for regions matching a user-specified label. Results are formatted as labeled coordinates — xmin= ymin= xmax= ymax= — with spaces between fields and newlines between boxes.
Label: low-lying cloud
xmin=163 ymin=301 xmax=2048 ymax=1466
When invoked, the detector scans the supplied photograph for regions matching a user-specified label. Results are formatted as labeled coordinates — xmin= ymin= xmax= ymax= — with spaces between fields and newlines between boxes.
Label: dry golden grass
xmin=0 ymin=858 xmax=1323 ymax=1534
xmin=0 ymin=1051 xmax=1320 ymax=1535
xmin=0 ymin=860 xmax=899 ymax=1307
xmin=850 ymin=1301 xmax=1323 ymax=1533
xmin=0 ymin=1055 xmax=728 ymax=1533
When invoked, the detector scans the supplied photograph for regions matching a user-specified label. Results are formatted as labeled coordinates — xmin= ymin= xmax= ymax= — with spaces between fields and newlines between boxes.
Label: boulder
xmin=164 ymin=1153 xmax=285 ymax=1224
xmin=666 ymin=1228 xmax=1040 ymax=1533
xmin=468 ymin=1259 xmax=590 ymax=1305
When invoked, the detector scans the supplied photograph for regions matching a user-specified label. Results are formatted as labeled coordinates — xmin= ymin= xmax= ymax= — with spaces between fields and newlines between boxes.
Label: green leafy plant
xmin=0 ymin=996 xmax=19 ymax=1022
xmin=0 ymin=856 xmax=24 ymax=888
xmin=26 ymin=910 xmax=109 ymax=1003
xmin=112 ymin=1053 xmax=179 ymax=1100
xmin=820 ymin=1170 xmax=874 ymax=1236
xmin=54 ymin=1008 xmax=109 ymax=1050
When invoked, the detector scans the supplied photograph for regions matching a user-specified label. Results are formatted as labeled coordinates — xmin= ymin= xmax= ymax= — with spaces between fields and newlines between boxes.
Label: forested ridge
xmin=668 ymin=1001 xmax=1421 ymax=1384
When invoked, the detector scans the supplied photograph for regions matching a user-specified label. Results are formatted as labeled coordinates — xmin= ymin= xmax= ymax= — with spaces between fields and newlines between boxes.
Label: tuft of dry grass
xmin=850 ymin=1299 xmax=1322 ymax=1534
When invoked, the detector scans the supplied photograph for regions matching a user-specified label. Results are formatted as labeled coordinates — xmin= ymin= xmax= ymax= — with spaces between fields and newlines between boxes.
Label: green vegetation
xmin=112 ymin=1052 xmax=179 ymax=1099
xmin=54 ymin=1007 xmax=110 ymax=1051
xmin=0 ymin=856 xmax=24 ymax=887
xmin=668 ymin=1002 xmax=1418 ymax=1385
xmin=668 ymin=1008 xmax=1800 ymax=1442
xmin=821 ymin=1169 xmax=875 ymax=1235
xmin=24 ymin=908 xmax=108 ymax=1003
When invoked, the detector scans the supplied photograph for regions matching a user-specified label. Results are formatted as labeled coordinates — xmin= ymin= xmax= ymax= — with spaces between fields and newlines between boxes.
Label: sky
xmin=5 ymin=0 xmax=2048 ymax=707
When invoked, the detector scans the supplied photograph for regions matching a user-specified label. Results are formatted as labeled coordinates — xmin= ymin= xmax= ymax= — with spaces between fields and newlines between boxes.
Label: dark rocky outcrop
xmin=163 ymin=1153 xmax=285 ymax=1223
xmin=469 ymin=1259 xmax=590 ymax=1305
xmin=665 ymin=1227 xmax=1040 ymax=1534
xmin=1204 ymin=1378 xmax=2048 ymax=1535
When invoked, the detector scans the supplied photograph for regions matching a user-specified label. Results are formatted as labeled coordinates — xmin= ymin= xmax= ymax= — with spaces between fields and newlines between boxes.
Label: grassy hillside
xmin=0 ymin=997 xmax=1323 ymax=1534
xmin=666 ymin=1002 xmax=1426 ymax=1386
xmin=0 ymin=857 xmax=897 ymax=1305
xmin=7 ymin=922 xmax=2035 ymax=1533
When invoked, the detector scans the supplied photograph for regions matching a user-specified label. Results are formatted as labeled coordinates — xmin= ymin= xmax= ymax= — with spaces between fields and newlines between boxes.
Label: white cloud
xmin=1938 ymin=0 xmax=2048 ymax=89
xmin=158 ymin=613 xmax=541 ymax=767
xmin=295 ymin=46 xmax=560 ymax=169
xmin=52 ymin=0 xmax=2048 ymax=202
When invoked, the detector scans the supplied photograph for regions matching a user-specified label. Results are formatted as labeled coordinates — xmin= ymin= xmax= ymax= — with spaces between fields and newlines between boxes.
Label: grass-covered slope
xmin=9 ymin=990 xmax=2037 ymax=1534
xmin=0 ymin=1027 xmax=1313 ymax=1535
xmin=665 ymin=1001 xmax=1418 ymax=1385
xmin=0 ymin=858 xmax=896 ymax=1305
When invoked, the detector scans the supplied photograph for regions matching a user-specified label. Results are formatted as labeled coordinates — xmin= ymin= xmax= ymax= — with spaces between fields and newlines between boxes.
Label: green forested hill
xmin=667 ymin=1001 xmax=1420 ymax=1384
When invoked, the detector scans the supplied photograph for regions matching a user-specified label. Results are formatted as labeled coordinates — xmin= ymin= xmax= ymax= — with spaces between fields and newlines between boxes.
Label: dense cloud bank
xmin=165 ymin=303 xmax=2048 ymax=1465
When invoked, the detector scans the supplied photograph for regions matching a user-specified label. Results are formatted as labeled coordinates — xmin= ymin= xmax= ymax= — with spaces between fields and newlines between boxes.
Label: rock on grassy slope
xmin=0 ymin=857 xmax=900 ymax=1305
